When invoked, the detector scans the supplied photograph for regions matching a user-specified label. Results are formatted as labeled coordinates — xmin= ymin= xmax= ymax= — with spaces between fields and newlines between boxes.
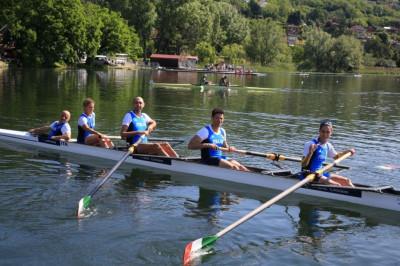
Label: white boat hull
xmin=1 ymin=128 xmax=399 ymax=212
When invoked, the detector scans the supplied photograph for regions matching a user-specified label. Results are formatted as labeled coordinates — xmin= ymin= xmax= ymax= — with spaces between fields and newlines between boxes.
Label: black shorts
xmin=202 ymin=155 xmax=229 ymax=166
xmin=202 ymin=157 xmax=221 ymax=166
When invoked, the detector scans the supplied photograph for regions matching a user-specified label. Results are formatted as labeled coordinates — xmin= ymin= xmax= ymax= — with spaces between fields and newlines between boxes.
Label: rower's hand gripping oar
xmin=77 ymin=134 xmax=146 ymax=218
xmin=183 ymin=152 xmax=352 ymax=265
xmin=219 ymin=147 xmax=350 ymax=170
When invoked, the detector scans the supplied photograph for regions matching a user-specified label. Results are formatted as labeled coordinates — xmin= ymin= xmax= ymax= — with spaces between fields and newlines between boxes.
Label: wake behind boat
xmin=1 ymin=128 xmax=399 ymax=212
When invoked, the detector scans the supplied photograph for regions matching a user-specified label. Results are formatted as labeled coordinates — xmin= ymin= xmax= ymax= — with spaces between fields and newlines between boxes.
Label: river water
xmin=0 ymin=68 xmax=399 ymax=265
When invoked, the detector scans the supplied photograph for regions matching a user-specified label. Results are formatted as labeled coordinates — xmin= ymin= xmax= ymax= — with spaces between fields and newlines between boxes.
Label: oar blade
xmin=183 ymin=235 xmax=218 ymax=266
xmin=77 ymin=195 xmax=91 ymax=218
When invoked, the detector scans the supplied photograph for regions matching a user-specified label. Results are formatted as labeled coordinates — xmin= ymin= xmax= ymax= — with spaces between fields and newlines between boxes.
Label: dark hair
xmin=319 ymin=120 xmax=333 ymax=130
xmin=212 ymin=108 xmax=224 ymax=117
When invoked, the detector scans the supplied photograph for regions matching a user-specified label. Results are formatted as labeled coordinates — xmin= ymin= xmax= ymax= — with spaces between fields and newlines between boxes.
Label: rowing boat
xmin=1 ymin=128 xmax=399 ymax=212
xmin=150 ymin=82 xmax=241 ymax=89
xmin=150 ymin=82 xmax=276 ymax=91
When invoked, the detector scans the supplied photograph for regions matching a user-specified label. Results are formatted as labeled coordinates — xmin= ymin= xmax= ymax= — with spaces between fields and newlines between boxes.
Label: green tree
xmin=364 ymin=35 xmax=393 ymax=60
xmin=287 ymin=11 xmax=303 ymax=26
xmin=304 ymin=27 xmax=334 ymax=71
xmin=248 ymin=0 xmax=262 ymax=18
xmin=195 ymin=42 xmax=217 ymax=64
xmin=306 ymin=8 xmax=327 ymax=26
xmin=154 ymin=0 xmax=190 ymax=54
xmin=221 ymin=43 xmax=246 ymax=65
xmin=330 ymin=35 xmax=363 ymax=72
xmin=213 ymin=2 xmax=249 ymax=51
xmin=126 ymin=0 xmax=157 ymax=61
xmin=246 ymin=19 xmax=288 ymax=66
xmin=96 ymin=7 xmax=141 ymax=61
xmin=175 ymin=0 xmax=214 ymax=54
xmin=83 ymin=3 xmax=104 ymax=58
xmin=3 ymin=0 xmax=87 ymax=65
xmin=290 ymin=45 xmax=305 ymax=64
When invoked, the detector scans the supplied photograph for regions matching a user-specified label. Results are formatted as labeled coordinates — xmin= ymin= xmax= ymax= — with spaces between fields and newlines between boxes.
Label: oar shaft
xmin=219 ymin=147 xmax=350 ymax=169
xmin=216 ymin=152 xmax=352 ymax=238
xmin=88 ymin=134 xmax=145 ymax=198
xmin=89 ymin=150 xmax=132 ymax=197
xmin=216 ymin=177 xmax=310 ymax=238
xmin=106 ymin=136 xmax=184 ymax=143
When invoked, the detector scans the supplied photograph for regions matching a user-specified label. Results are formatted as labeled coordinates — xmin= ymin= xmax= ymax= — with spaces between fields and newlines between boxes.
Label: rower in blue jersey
xmin=77 ymin=98 xmax=113 ymax=148
xmin=301 ymin=121 xmax=355 ymax=187
xmin=29 ymin=110 xmax=72 ymax=141
xmin=188 ymin=108 xmax=250 ymax=171
xmin=120 ymin=96 xmax=178 ymax=157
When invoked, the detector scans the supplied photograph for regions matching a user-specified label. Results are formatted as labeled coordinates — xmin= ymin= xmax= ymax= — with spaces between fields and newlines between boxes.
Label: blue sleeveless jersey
xmin=201 ymin=125 xmax=225 ymax=159
xmin=126 ymin=111 xmax=148 ymax=144
xmin=301 ymin=138 xmax=331 ymax=180
xmin=77 ymin=113 xmax=95 ymax=144
xmin=48 ymin=121 xmax=67 ymax=138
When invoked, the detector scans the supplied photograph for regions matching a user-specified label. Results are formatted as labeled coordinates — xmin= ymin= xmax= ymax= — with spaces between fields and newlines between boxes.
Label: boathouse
xmin=150 ymin=54 xmax=198 ymax=69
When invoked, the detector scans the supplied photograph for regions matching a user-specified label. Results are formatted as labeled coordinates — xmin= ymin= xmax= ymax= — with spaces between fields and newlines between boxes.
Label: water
xmin=0 ymin=68 xmax=400 ymax=265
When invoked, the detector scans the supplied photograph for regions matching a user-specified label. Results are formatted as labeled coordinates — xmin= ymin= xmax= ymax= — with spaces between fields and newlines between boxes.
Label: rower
xmin=29 ymin=110 xmax=72 ymax=141
xmin=188 ymin=108 xmax=249 ymax=171
xmin=219 ymin=75 xmax=230 ymax=86
xmin=120 ymin=96 xmax=179 ymax=157
xmin=301 ymin=121 xmax=355 ymax=187
xmin=200 ymin=74 xmax=212 ymax=85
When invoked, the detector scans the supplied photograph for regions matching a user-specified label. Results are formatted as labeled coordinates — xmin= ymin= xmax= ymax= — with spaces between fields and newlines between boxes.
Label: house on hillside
xmin=283 ymin=25 xmax=302 ymax=46
xmin=150 ymin=54 xmax=198 ymax=69
xmin=384 ymin=26 xmax=400 ymax=35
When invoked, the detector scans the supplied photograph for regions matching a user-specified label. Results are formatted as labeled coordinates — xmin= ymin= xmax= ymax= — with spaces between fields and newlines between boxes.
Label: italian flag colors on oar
xmin=183 ymin=152 xmax=353 ymax=265
xmin=77 ymin=134 xmax=145 ymax=218
xmin=219 ymin=147 xmax=350 ymax=169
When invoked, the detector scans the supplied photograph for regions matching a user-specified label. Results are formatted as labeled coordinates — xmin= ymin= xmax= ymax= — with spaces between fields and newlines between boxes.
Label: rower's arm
xmin=333 ymin=149 xmax=355 ymax=159
xmin=147 ymin=119 xmax=157 ymax=133
xmin=51 ymin=132 xmax=71 ymax=141
xmin=120 ymin=125 xmax=148 ymax=138
xmin=188 ymin=135 xmax=217 ymax=150
xmin=301 ymin=143 xmax=318 ymax=168
xmin=29 ymin=126 xmax=51 ymax=134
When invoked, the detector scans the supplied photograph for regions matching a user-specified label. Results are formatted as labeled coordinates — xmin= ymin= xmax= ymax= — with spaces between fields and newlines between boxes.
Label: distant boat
xmin=354 ymin=74 xmax=362 ymax=77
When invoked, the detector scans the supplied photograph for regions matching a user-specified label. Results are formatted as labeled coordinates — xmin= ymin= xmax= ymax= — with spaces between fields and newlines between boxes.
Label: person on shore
xmin=29 ymin=110 xmax=72 ymax=141
xmin=219 ymin=75 xmax=230 ymax=86
xmin=120 ymin=96 xmax=179 ymax=157
xmin=200 ymin=74 xmax=212 ymax=85
xmin=301 ymin=121 xmax=355 ymax=187
xmin=188 ymin=108 xmax=250 ymax=171
xmin=77 ymin=98 xmax=114 ymax=148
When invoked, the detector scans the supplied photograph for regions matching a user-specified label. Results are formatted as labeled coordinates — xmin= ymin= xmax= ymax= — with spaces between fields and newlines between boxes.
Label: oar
xmin=77 ymin=134 xmax=145 ymax=218
xmin=183 ymin=152 xmax=352 ymax=265
xmin=106 ymin=135 xmax=184 ymax=143
xmin=219 ymin=147 xmax=350 ymax=170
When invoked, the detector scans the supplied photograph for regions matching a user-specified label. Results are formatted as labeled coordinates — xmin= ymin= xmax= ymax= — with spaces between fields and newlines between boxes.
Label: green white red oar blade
xmin=183 ymin=235 xmax=218 ymax=265
xmin=77 ymin=195 xmax=91 ymax=218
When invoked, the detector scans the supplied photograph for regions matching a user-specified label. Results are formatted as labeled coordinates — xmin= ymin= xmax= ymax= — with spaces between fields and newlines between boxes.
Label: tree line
xmin=1 ymin=0 xmax=399 ymax=72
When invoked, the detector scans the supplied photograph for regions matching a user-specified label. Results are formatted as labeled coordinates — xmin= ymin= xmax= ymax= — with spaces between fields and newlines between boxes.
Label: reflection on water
xmin=184 ymin=187 xmax=240 ymax=221
xmin=1 ymin=68 xmax=400 ymax=265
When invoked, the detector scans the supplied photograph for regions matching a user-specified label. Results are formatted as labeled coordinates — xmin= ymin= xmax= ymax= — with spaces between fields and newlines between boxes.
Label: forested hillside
xmin=1 ymin=0 xmax=399 ymax=71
